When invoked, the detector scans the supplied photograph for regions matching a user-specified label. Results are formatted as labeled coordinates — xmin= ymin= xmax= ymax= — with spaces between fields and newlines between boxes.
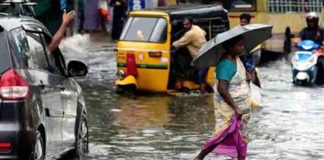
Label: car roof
xmin=0 ymin=13 xmax=48 ymax=33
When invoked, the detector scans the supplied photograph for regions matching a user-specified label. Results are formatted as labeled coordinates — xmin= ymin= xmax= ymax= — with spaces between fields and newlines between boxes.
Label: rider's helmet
xmin=306 ymin=12 xmax=319 ymax=28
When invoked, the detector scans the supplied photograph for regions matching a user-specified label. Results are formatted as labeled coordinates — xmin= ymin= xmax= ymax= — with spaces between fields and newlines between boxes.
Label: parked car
xmin=0 ymin=3 xmax=89 ymax=160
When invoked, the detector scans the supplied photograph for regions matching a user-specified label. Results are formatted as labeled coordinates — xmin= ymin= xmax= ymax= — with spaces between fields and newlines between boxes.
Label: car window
xmin=10 ymin=27 xmax=64 ymax=75
xmin=39 ymin=33 xmax=62 ymax=75
xmin=10 ymin=28 xmax=30 ymax=68
xmin=0 ymin=32 xmax=11 ymax=73
xmin=25 ymin=32 xmax=49 ymax=71
xmin=121 ymin=17 xmax=167 ymax=42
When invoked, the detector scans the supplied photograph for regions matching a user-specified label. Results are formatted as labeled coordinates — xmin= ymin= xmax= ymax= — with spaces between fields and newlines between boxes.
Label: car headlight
xmin=116 ymin=70 xmax=125 ymax=80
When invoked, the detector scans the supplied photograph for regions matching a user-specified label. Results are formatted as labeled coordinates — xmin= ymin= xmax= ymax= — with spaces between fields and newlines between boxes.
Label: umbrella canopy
xmin=192 ymin=24 xmax=273 ymax=68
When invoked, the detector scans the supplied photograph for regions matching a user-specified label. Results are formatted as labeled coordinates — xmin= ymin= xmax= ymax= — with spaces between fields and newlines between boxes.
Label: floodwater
xmin=60 ymin=34 xmax=324 ymax=160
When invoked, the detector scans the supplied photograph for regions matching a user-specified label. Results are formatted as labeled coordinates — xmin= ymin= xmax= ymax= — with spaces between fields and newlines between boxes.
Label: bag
xmin=98 ymin=0 xmax=109 ymax=21
xmin=250 ymin=83 xmax=262 ymax=112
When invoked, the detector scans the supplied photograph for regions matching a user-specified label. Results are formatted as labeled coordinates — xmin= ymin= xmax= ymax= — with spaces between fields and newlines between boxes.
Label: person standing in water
xmin=195 ymin=36 xmax=252 ymax=160
xmin=239 ymin=13 xmax=261 ymax=87
xmin=172 ymin=17 xmax=211 ymax=94
xmin=110 ymin=0 xmax=127 ymax=41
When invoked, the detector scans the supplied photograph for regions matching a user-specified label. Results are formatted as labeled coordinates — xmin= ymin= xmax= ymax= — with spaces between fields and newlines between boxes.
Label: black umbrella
xmin=193 ymin=24 xmax=273 ymax=68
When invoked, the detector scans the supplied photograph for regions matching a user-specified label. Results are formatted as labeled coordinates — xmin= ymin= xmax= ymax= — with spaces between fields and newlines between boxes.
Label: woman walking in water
xmin=195 ymin=35 xmax=252 ymax=160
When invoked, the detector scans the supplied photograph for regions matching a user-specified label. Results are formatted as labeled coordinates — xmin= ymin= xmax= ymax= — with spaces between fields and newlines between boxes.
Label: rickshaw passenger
xmin=171 ymin=17 xmax=209 ymax=94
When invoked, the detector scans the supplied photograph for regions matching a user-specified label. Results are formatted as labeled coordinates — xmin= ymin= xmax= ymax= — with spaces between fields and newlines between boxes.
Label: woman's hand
xmin=246 ymin=70 xmax=256 ymax=83
xmin=218 ymin=80 xmax=243 ymax=116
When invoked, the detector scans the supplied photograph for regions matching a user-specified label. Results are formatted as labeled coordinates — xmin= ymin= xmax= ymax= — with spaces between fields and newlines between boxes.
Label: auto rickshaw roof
xmin=145 ymin=4 xmax=227 ymax=20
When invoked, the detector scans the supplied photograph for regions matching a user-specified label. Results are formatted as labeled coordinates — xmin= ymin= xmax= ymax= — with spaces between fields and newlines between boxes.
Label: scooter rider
xmin=299 ymin=12 xmax=324 ymax=84
xmin=299 ymin=12 xmax=324 ymax=45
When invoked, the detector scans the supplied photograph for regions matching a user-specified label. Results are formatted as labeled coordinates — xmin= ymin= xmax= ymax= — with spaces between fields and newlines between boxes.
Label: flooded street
xmin=61 ymin=35 xmax=324 ymax=160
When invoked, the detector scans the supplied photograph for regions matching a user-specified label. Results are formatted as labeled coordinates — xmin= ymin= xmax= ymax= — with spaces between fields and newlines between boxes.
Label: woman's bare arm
xmin=217 ymin=80 xmax=242 ymax=115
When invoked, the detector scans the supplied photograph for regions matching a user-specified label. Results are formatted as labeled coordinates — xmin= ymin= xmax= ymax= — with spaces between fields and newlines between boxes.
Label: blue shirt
xmin=216 ymin=59 xmax=237 ymax=81
xmin=240 ymin=54 xmax=255 ymax=70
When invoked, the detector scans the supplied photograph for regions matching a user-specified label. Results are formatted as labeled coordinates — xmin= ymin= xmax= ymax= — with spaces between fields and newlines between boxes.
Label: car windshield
xmin=0 ymin=31 xmax=11 ymax=73
xmin=120 ymin=17 xmax=167 ymax=43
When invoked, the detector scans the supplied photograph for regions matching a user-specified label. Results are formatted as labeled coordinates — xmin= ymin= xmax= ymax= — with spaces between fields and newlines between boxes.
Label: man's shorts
xmin=196 ymin=67 xmax=209 ymax=84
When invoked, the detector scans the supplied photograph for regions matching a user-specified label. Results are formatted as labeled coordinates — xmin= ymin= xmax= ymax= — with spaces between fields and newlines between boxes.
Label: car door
xmin=40 ymin=33 xmax=79 ymax=149
xmin=59 ymin=75 xmax=79 ymax=149
xmin=24 ymin=29 xmax=65 ymax=156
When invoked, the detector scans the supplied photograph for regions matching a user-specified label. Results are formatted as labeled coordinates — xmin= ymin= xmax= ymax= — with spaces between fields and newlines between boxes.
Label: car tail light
xmin=149 ymin=51 xmax=162 ymax=57
xmin=126 ymin=52 xmax=138 ymax=77
xmin=0 ymin=143 xmax=11 ymax=152
xmin=0 ymin=69 xmax=29 ymax=100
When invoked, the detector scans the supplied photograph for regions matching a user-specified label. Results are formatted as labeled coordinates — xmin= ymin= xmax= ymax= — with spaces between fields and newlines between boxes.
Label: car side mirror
xmin=67 ymin=60 xmax=88 ymax=77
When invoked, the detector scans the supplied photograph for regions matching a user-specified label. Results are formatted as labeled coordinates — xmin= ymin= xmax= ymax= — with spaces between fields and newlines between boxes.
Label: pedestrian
xmin=98 ymin=0 xmax=110 ymax=32
xmin=172 ymin=17 xmax=212 ymax=94
xmin=194 ymin=35 xmax=251 ymax=160
xmin=239 ymin=13 xmax=261 ymax=87
xmin=60 ymin=0 xmax=75 ymax=36
xmin=83 ymin=0 xmax=101 ymax=32
xmin=110 ymin=0 xmax=127 ymax=41
xmin=158 ymin=0 xmax=168 ymax=6
xmin=77 ymin=0 xmax=86 ymax=33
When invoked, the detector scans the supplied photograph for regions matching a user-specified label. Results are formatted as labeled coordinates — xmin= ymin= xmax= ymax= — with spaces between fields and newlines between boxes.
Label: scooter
xmin=291 ymin=40 xmax=321 ymax=85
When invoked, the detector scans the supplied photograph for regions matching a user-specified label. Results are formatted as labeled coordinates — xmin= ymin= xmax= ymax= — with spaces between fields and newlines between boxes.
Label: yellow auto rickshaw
xmin=115 ymin=4 xmax=229 ymax=94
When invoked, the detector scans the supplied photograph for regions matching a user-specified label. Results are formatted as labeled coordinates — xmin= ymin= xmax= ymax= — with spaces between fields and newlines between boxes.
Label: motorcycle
xmin=291 ymin=40 xmax=323 ymax=85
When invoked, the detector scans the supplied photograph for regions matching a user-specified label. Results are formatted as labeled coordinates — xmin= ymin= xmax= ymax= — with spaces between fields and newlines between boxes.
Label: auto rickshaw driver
xmin=171 ymin=17 xmax=211 ymax=94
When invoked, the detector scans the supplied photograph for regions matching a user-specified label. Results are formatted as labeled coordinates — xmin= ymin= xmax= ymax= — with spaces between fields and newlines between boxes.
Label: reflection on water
xmin=61 ymin=35 xmax=324 ymax=160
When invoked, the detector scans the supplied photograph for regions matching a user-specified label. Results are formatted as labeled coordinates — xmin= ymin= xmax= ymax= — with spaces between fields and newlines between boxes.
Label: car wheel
xmin=30 ymin=131 xmax=45 ymax=160
xmin=74 ymin=114 xmax=89 ymax=157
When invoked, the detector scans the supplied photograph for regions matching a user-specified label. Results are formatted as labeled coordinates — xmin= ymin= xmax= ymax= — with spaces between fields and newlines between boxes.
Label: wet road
xmin=61 ymin=34 xmax=324 ymax=160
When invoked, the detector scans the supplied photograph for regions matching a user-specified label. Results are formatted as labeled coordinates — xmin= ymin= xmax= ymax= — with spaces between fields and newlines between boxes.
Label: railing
xmin=268 ymin=0 xmax=323 ymax=13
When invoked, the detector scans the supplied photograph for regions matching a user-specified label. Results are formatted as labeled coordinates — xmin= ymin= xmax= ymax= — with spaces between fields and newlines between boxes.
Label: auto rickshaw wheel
xmin=116 ymin=85 xmax=125 ymax=95
xmin=116 ymin=85 xmax=137 ymax=96
xmin=124 ymin=85 xmax=137 ymax=97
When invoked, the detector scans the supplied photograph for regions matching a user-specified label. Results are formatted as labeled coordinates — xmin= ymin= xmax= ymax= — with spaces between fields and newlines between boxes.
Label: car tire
xmin=30 ymin=131 xmax=45 ymax=160
xmin=73 ymin=114 xmax=89 ymax=158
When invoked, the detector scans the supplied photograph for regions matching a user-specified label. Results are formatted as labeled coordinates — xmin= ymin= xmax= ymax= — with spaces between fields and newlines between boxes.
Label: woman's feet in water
xmin=193 ymin=157 xmax=203 ymax=160
xmin=195 ymin=156 xmax=244 ymax=160
xmin=238 ymin=156 xmax=245 ymax=160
